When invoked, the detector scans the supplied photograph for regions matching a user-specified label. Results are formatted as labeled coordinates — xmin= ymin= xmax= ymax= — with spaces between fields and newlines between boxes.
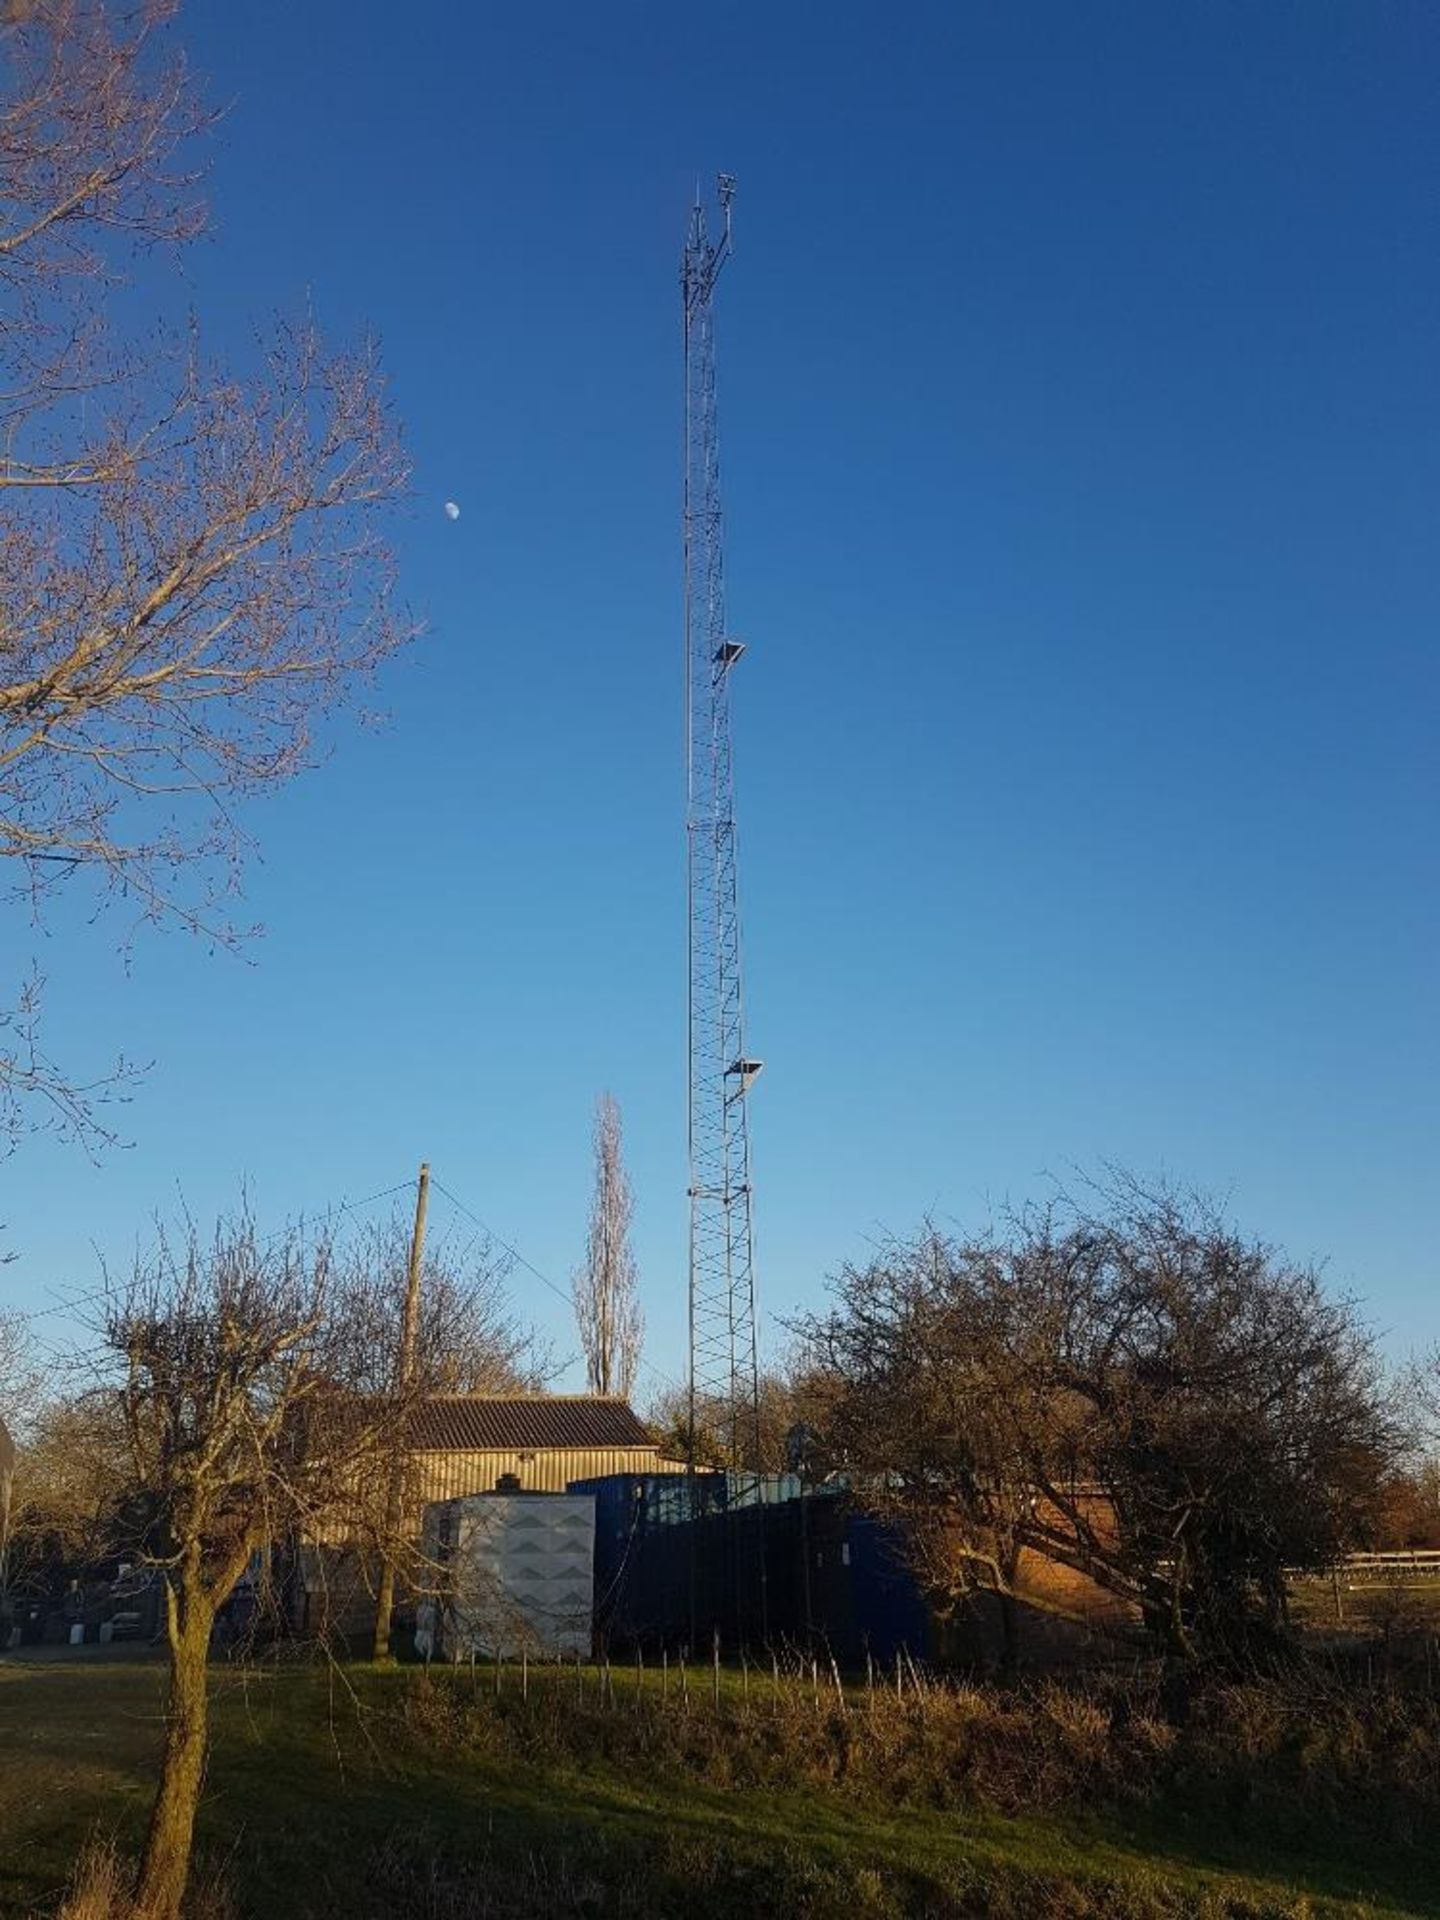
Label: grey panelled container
xmin=417 ymin=1494 xmax=595 ymax=1658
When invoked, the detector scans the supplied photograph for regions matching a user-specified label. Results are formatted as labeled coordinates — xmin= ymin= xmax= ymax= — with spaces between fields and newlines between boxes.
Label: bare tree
xmin=1416 ymin=1347 xmax=1440 ymax=1446
xmin=1372 ymin=1459 xmax=1440 ymax=1551
xmin=82 ymin=1197 xmax=553 ymax=1915
xmin=0 ymin=1306 xmax=42 ymax=1434
xmin=798 ymin=1176 xmax=1397 ymax=1664
xmin=572 ymin=1091 xmax=643 ymax=1398
xmin=1 ymin=2 xmax=411 ymax=1149
xmin=100 ymin=1208 xmax=438 ymax=1920
xmin=0 ymin=1308 xmax=41 ymax=1614
xmin=336 ymin=1212 xmax=547 ymax=1400
xmin=0 ymin=1384 xmax=133 ymax=1615
xmin=792 ymin=1227 xmax=1040 ymax=1668
xmin=332 ymin=1206 xmax=550 ymax=1661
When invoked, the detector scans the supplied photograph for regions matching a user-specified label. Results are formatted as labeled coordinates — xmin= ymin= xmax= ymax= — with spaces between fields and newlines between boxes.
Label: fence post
xmin=712 ymin=1627 xmax=721 ymax=1711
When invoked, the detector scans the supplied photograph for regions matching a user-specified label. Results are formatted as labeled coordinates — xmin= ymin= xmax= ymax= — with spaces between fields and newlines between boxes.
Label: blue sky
xmin=5 ymin=1 xmax=1438 ymax=1389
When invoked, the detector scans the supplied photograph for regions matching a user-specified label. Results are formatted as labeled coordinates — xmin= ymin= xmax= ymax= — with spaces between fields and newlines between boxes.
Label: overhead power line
xmin=430 ymin=1175 xmax=682 ymax=1398
xmin=3 ymin=1177 xmax=418 ymax=1329
xmin=5 ymin=1172 xmax=683 ymax=1404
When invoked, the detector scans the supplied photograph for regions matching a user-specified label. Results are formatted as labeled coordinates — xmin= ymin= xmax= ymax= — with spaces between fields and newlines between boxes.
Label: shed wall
xmin=415 ymin=1447 xmax=682 ymax=1503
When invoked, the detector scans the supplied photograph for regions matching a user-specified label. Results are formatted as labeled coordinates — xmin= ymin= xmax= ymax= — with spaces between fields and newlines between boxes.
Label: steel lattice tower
xmin=683 ymin=175 xmax=763 ymax=1481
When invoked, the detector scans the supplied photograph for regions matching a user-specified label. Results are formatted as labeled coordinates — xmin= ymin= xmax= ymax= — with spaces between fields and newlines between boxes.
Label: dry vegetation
xmin=4 ymin=1652 xmax=1436 ymax=1920
xmin=392 ymin=1654 xmax=1440 ymax=1853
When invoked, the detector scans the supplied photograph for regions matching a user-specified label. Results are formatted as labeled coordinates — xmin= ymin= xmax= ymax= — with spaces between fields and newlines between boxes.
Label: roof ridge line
xmin=421 ymin=1392 xmax=635 ymax=1404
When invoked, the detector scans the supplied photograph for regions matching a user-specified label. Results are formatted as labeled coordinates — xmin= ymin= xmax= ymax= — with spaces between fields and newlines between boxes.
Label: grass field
xmin=1289 ymin=1574 xmax=1440 ymax=1634
xmin=1 ymin=1650 xmax=1437 ymax=1919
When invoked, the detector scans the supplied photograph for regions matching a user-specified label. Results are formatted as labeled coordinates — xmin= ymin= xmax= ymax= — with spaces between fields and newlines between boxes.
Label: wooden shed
xmin=407 ymin=1395 xmax=683 ymax=1505
xmin=292 ymin=1396 xmax=682 ymax=1645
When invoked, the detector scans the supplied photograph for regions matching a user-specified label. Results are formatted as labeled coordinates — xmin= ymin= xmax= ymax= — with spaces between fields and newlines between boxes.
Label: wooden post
xmin=371 ymin=1164 xmax=431 ymax=1662
xmin=0 ymin=1420 xmax=15 ymax=1625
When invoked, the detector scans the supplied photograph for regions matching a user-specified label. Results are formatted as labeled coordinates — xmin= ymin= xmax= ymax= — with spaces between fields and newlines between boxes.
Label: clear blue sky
xmin=6 ymin=1 xmax=1438 ymax=1390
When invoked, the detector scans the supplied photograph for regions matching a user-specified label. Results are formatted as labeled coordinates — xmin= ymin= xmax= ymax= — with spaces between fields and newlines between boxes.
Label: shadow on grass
xmin=209 ymin=1672 xmax=1440 ymax=1920
xmin=2 ymin=1664 xmax=1438 ymax=1918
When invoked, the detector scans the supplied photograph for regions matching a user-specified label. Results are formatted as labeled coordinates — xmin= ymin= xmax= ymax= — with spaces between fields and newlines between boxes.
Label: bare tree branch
xmin=1 ymin=2 xmax=413 ymax=1149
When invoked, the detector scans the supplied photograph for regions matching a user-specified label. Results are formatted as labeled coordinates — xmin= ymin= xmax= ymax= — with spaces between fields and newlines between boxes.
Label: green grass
xmin=1 ymin=1652 xmax=1437 ymax=1918
xmin=1290 ymin=1575 xmax=1440 ymax=1633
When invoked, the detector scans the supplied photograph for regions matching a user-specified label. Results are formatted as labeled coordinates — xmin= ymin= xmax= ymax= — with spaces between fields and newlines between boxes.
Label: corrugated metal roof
xmin=409 ymin=1395 xmax=658 ymax=1453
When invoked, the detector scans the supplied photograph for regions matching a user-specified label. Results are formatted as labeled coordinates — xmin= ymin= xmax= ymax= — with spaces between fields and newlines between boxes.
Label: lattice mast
xmin=683 ymin=175 xmax=763 ymax=1475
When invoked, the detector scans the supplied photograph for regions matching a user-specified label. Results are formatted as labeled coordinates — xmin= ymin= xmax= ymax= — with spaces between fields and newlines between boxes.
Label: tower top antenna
xmin=683 ymin=173 xmax=735 ymax=313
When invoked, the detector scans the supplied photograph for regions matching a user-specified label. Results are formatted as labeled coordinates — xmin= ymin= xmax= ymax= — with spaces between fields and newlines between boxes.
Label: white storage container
xmin=417 ymin=1493 xmax=594 ymax=1659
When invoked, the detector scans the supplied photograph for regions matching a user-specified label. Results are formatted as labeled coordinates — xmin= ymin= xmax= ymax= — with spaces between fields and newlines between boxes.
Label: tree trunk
xmin=1165 ymin=1572 xmax=1194 ymax=1660
xmin=997 ymin=1589 xmax=1019 ymax=1676
xmin=134 ymin=1585 xmax=213 ymax=1920
xmin=372 ymin=1555 xmax=397 ymax=1662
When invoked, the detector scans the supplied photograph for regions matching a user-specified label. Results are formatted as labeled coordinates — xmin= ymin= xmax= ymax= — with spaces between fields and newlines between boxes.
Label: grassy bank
xmin=1 ymin=1653 xmax=1437 ymax=1918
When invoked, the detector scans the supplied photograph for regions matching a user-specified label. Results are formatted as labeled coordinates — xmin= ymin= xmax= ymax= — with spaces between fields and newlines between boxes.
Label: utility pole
xmin=0 ymin=1417 xmax=15 ymax=1637
xmin=371 ymin=1162 xmax=430 ymax=1662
